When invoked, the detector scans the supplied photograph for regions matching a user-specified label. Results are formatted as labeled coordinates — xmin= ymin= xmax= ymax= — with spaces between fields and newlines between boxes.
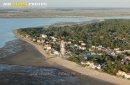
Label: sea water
xmin=0 ymin=18 xmax=94 ymax=48
xmin=0 ymin=17 xmax=130 ymax=48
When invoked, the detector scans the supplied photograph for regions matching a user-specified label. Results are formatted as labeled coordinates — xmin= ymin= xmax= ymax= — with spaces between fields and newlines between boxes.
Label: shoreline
xmin=11 ymin=27 xmax=130 ymax=84
xmin=0 ymin=20 xmax=130 ymax=85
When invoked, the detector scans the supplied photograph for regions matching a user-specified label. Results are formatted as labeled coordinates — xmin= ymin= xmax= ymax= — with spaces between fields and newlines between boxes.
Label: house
xmin=79 ymin=41 xmax=83 ymax=43
xmin=86 ymin=61 xmax=94 ymax=67
xmin=78 ymin=46 xmax=82 ymax=49
xmin=115 ymin=51 xmax=123 ymax=54
xmin=37 ymin=39 xmax=41 ymax=43
xmin=96 ymin=45 xmax=103 ymax=51
xmin=66 ymin=41 xmax=71 ymax=44
xmin=88 ymin=61 xmax=96 ymax=69
xmin=94 ymin=64 xmax=101 ymax=69
xmin=81 ymin=46 xmax=86 ymax=50
xmin=97 ymin=53 xmax=104 ymax=55
xmin=81 ymin=61 xmax=94 ymax=66
xmin=105 ymin=49 xmax=113 ymax=55
xmin=32 ymin=39 xmax=36 ymax=42
xmin=116 ymin=70 xmax=126 ymax=76
xmin=111 ymin=51 xmax=116 ymax=56
xmin=44 ymin=44 xmax=51 ymax=50
xmin=66 ymin=50 xmax=71 ymax=54
xmin=41 ymin=34 xmax=47 ymax=38
xmin=124 ymin=50 xmax=130 ymax=52
xmin=125 ymin=73 xmax=130 ymax=78
xmin=114 ymin=48 xmax=120 ymax=51
xmin=81 ymin=61 xmax=101 ymax=69
xmin=51 ymin=36 xmax=57 ymax=42
xmin=91 ymin=52 xmax=96 ymax=56
xmin=89 ymin=46 xmax=96 ymax=51
xmin=74 ymin=44 xmax=78 ymax=47
xmin=92 ymin=46 xmax=96 ymax=48
xmin=81 ymin=43 xmax=86 ymax=46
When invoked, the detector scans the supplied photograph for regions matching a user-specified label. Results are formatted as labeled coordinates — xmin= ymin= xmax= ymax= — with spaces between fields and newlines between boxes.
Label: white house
xmin=37 ymin=40 xmax=41 ymax=43
xmin=124 ymin=50 xmax=130 ymax=52
xmin=116 ymin=70 xmax=126 ymax=76
xmin=74 ymin=44 xmax=78 ymax=47
xmin=114 ymin=48 xmax=120 ymax=51
xmin=125 ymin=73 xmax=130 ymax=78
xmin=95 ymin=64 xmax=101 ymax=69
xmin=51 ymin=36 xmax=57 ymax=42
xmin=32 ymin=39 xmax=36 ymax=42
xmin=81 ymin=47 xmax=86 ymax=50
xmin=81 ymin=61 xmax=101 ymax=69
xmin=41 ymin=34 xmax=47 ymax=38
xmin=81 ymin=43 xmax=86 ymax=46
xmin=79 ymin=41 xmax=83 ymax=43
xmin=44 ymin=44 xmax=51 ymax=50
xmin=66 ymin=41 xmax=71 ymax=44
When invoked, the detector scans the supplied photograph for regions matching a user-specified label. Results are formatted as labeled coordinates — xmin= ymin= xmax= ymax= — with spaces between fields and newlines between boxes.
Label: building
xmin=37 ymin=39 xmax=41 ymax=43
xmin=125 ymin=73 xmax=130 ymax=78
xmin=32 ymin=39 xmax=36 ymax=42
xmin=114 ymin=48 xmax=120 ymax=51
xmin=116 ymin=70 xmax=126 ymax=76
xmin=41 ymin=34 xmax=47 ymax=38
xmin=81 ymin=43 xmax=86 ymax=46
xmin=89 ymin=46 xmax=96 ymax=51
xmin=44 ymin=44 xmax=51 ymax=50
xmin=81 ymin=47 xmax=86 ymax=50
xmin=60 ymin=40 xmax=65 ymax=56
xmin=81 ymin=61 xmax=101 ymax=69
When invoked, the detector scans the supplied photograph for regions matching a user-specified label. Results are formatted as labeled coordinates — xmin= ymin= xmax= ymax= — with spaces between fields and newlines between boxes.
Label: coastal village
xmin=24 ymin=33 xmax=130 ymax=79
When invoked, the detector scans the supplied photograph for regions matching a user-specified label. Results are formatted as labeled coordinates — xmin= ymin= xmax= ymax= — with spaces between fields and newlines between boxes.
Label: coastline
xmin=10 ymin=26 xmax=130 ymax=85
xmin=0 ymin=20 xmax=129 ymax=84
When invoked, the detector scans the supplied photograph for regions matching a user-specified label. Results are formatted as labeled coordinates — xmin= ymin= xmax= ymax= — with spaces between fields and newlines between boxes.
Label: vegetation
xmin=67 ymin=56 xmax=83 ymax=64
xmin=46 ymin=19 xmax=130 ymax=50
xmin=17 ymin=19 xmax=130 ymax=76
xmin=1 ymin=9 xmax=130 ymax=18
xmin=17 ymin=27 xmax=44 ymax=37
xmin=18 ymin=19 xmax=130 ymax=50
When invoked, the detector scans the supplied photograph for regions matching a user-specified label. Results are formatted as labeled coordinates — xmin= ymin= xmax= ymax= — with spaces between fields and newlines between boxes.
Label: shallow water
xmin=0 ymin=18 xmax=94 ymax=48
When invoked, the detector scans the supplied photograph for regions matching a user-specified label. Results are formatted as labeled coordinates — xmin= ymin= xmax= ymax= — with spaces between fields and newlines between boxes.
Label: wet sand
xmin=0 ymin=22 xmax=130 ymax=85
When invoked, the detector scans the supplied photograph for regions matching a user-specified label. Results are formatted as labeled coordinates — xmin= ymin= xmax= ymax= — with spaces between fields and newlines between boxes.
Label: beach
xmin=0 ymin=22 xmax=130 ymax=85
xmin=6 ymin=30 xmax=130 ymax=84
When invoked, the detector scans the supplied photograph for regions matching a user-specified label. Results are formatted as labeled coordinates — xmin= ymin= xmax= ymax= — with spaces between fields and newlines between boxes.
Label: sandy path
xmin=3 ymin=30 xmax=129 ymax=85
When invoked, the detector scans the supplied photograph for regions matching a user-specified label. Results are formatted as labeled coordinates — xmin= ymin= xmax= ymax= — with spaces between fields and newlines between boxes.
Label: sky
xmin=0 ymin=0 xmax=130 ymax=8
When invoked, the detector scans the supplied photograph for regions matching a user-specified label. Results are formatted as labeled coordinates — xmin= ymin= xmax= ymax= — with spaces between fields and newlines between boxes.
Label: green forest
xmin=18 ymin=19 xmax=130 ymax=50
xmin=17 ymin=19 xmax=130 ymax=76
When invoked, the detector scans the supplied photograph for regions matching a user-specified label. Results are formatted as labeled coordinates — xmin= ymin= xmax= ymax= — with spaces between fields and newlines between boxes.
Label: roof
xmin=118 ymin=70 xmax=125 ymax=73
xmin=89 ymin=61 xmax=94 ymax=63
xmin=127 ymin=73 xmax=130 ymax=75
